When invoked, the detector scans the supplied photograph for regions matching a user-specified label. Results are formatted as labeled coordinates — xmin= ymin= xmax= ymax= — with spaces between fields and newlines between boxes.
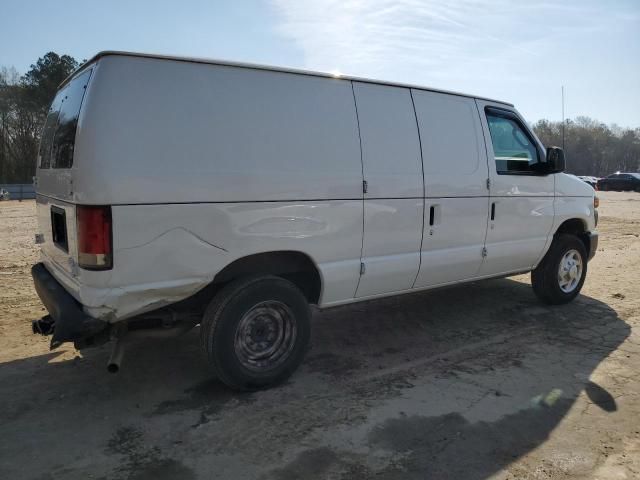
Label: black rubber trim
xmin=36 ymin=192 xmax=590 ymax=206
xmin=587 ymin=232 xmax=598 ymax=261
xmin=31 ymin=263 xmax=108 ymax=349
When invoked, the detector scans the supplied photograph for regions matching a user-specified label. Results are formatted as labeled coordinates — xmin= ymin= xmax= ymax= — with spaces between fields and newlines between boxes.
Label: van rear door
xmin=35 ymin=68 xmax=93 ymax=277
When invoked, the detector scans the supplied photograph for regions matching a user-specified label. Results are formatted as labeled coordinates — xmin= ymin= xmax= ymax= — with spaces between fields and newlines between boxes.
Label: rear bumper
xmin=587 ymin=232 xmax=598 ymax=261
xmin=31 ymin=263 xmax=108 ymax=349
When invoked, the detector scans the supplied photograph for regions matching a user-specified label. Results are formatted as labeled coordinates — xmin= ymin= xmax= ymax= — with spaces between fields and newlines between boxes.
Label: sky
xmin=1 ymin=0 xmax=639 ymax=127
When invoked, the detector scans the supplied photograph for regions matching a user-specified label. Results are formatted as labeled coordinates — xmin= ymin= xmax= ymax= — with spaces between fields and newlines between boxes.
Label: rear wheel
xmin=200 ymin=275 xmax=311 ymax=390
xmin=532 ymin=234 xmax=587 ymax=305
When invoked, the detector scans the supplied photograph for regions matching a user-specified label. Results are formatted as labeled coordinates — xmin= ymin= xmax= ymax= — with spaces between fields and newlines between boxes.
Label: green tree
xmin=533 ymin=118 xmax=640 ymax=177
xmin=0 ymin=67 xmax=21 ymax=182
xmin=0 ymin=52 xmax=78 ymax=183
xmin=22 ymin=52 xmax=79 ymax=116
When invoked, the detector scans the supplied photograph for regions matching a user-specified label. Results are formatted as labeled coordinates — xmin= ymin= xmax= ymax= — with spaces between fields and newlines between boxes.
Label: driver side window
xmin=486 ymin=110 xmax=539 ymax=174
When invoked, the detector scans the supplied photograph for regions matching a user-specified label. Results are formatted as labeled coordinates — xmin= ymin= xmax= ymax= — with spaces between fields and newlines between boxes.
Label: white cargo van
xmin=32 ymin=51 xmax=598 ymax=390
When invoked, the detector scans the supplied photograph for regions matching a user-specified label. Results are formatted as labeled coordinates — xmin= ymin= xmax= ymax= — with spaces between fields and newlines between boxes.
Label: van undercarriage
xmin=31 ymin=262 xmax=202 ymax=371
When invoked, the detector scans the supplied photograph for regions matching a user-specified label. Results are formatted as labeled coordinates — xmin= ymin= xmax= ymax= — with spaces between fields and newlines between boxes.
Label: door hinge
xmin=481 ymin=247 xmax=487 ymax=258
xmin=363 ymin=180 xmax=368 ymax=194
xmin=486 ymin=178 xmax=491 ymax=190
xmin=360 ymin=262 xmax=366 ymax=275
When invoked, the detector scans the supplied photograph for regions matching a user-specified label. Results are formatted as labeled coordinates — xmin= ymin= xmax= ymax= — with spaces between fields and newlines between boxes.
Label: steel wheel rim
xmin=234 ymin=301 xmax=297 ymax=372
xmin=557 ymin=249 xmax=583 ymax=293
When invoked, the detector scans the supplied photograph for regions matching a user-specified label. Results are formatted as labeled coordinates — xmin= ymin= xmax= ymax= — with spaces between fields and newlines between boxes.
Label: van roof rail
xmin=62 ymin=50 xmax=514 ymax=108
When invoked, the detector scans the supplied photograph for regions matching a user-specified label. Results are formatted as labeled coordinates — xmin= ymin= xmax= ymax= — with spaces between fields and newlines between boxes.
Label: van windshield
xmin=38 ymin=68 xmax=92 ymax=169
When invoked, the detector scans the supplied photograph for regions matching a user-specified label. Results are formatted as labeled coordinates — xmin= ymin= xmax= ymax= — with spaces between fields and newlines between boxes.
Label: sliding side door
xmin=353 ymin=82 xmax=424 ymax=297
xmin=412 ymin=91 xmax=490 ymax=288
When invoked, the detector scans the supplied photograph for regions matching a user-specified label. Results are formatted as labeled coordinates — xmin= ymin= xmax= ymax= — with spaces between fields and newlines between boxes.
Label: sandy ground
xmin=0 ymin=192 xmax=639 ymax=480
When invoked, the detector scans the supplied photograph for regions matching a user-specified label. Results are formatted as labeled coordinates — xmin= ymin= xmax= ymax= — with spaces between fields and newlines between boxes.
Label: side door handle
xmin=491 ymin=202 xmax=496 ymax=221
xmin=428 ymin=204 xmax=440 ymax=235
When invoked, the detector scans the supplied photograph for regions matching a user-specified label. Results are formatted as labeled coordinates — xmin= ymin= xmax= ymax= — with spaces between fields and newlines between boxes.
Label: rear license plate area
xmin=51 ymin=206 xmax=69 ymax=252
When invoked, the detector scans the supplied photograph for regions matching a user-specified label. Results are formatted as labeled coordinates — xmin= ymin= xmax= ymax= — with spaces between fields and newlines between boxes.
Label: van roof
xmin=69 ymin=50 xmax=514 ymax=107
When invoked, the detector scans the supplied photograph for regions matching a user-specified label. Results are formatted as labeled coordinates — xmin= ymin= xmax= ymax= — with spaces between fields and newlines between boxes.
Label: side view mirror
xmin=545 ymin=146 xmax=566 ymax=173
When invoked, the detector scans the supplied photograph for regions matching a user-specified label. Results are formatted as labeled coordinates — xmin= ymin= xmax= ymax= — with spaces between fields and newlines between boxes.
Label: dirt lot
xmin=0 ymin=192 xmax=639 ymax=480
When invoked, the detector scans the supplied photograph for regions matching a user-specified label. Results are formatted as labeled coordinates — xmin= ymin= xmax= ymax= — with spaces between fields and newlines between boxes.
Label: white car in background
xmin=577 ymin=176 xmax=599 ymax=188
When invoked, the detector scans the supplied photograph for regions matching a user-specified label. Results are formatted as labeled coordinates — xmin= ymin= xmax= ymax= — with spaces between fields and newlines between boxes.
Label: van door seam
xmin=350 ymin=81 xmax=366 ymax=296
xmin=474 ymin=99 xmax=493 ymax=271
xmin=409 ymin=88 xmax=426 ymax=289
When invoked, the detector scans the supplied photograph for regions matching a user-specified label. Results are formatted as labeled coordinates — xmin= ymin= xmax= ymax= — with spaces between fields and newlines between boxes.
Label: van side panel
xmin=62 ymin=55 xmax=367 ymax=317
xmin=78 ymin=201 xmax=362 ymax=320
xmin=351 ymin=82 xmax=424 ymax=297
xmin=411 ymin=91 xmax=490 ymax=288
xmin=75 ymin=56 xmax=363 ymax=204
xmin=351 ymin=83 xmax=423 ymax=198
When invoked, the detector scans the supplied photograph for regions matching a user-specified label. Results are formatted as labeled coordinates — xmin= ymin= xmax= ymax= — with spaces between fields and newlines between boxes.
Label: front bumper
xmin=587 ymin=232 xmax=599 ymax=261
xmin=31 ymin=263 xmax=108 ymax=349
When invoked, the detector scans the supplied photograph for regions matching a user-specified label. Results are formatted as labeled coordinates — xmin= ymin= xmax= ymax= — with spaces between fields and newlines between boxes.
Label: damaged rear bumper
xmin=31 ymin=263 xmax=109 ymax=349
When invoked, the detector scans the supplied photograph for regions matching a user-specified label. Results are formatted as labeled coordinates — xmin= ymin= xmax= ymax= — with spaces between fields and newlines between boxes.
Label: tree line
xmin=1 ymin=52 xmax=78 ymax=183
xmin=533 ymin=118 xmax=640 ymax=177
xmin=1 ymin=52 xmax=639 ymax=184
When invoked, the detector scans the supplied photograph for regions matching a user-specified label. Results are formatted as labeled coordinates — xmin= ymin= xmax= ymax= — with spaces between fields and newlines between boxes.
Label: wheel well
xmin=212 ymin=251 xmax=322 ymax=304
xmin=555 ymin=219 xmax=590 ymax=253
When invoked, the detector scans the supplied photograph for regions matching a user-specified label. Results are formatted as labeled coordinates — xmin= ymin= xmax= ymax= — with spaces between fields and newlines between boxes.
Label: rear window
xmin=38 ymin=68 xmax=92 ymax=169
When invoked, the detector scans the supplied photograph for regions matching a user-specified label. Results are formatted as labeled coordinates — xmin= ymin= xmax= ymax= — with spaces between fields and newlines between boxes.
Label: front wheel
xmin=532 ymin=234 xmax=588 ymax=305
xmin=200 ymin=275 xmax=311 ymax=391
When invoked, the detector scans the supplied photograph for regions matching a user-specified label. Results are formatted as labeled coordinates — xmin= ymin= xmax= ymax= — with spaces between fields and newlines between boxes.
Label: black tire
xmin=200 ymin=275 xmax=311 ymax=391
xmin=531 ymin=234 xmax=588 ymax=305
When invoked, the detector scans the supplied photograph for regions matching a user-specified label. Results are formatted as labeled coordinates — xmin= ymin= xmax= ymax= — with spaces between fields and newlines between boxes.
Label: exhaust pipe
xmin=107 ymin=337 xmax=125 ymax=373
xmin=107 ymin=323 xmax=127 ymax=373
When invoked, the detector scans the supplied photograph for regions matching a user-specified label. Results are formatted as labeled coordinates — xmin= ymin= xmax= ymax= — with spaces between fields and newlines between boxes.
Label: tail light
xmin=77 ymin=205 xmax=112 ymax=270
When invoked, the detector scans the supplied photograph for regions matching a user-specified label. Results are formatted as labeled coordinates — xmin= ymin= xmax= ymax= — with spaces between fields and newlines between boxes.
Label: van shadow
xmin=0 ymin=277 xmax=630 ymax=480
xmin=275 ymin=277 xmax=630 ymax=479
